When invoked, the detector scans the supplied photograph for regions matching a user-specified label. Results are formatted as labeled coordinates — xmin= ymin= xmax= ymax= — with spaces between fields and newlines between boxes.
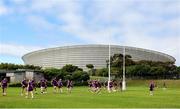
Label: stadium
xmin=22 ymin=44 xmax=176 ymax=70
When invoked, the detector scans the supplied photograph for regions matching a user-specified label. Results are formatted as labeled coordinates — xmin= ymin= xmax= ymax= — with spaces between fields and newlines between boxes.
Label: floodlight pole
xmin=108 ymin=44 xmax=111 ymax=91
xmin=122 ymin=46 xmax=126 ymax=90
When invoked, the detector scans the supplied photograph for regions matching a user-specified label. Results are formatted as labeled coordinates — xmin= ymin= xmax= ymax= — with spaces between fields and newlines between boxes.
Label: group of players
xmin=21 ymin=77 xmax=73 ymax=98
xmin=0 ymin=77 xmax=163 ymax=98
xmin=0 ymin=77 xmax=73 ymax=98
xmin=88 ymin=80 xmax=122 ymax=93
xmin=0 ymin=78 xmax=122 ymax=97
xmin=88 ymin=79 xmax=160 ymax=96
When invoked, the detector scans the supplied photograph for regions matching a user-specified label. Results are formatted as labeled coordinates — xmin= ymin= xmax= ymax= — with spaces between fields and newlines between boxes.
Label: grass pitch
xmin=0 ymin=80 xmax=180 ymax=108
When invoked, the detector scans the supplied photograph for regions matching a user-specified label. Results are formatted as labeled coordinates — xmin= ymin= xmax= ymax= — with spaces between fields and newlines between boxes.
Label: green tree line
xmin=88 ymin=54 xmax=180 ymax=79
xmin=43 ymin=64 xmax=89 ymax=82
xmin=0 ymin=63 xmax=90 ymax=85
xmin=0 ymin=63 xmax=41 ymax=70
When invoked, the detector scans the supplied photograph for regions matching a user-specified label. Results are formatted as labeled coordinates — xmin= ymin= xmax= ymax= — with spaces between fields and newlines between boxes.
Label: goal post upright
xmin=122 ymin=46 xmax=126 ymax=91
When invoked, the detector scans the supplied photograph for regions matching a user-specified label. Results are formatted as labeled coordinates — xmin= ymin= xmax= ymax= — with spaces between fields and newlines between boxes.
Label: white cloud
xmin=0 ymin=43 xmax=43 ymax=57
xmin=23 ymin=0 xmax=180 ymax=65
xmin=11 ymin=0 xmax=27 ymax=4
xmin=0 ymin=6 xmax=7 ymax=15
xmin=27 ymin=15 xmax=57 ymax=31
xmin=30 ymin=0 xmax=60 ymax=10
xmin=1 ymin=0 xmax=180 ymax=65
xmin=0 ymin=1 xmax=8 ymax=16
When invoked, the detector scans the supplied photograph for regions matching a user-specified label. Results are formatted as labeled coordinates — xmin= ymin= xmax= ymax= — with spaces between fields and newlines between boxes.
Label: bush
xmin=43 ymin=68 xmax=61 ymax=80
xmin=72 ymin=71 xmax=90 ymax=81
xmin=9 ymin=83 xmax=22 ymax=87
xmin=95 ymin=68 xmax=108 ymax=77
xmin=73 ymin=81 xmax=88 ymax=86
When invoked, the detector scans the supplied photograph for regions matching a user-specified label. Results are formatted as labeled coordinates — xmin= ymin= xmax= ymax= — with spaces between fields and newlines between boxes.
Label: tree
xmin=176 ymin=66 xmax=180 ymax=73
xmin=80 ymin=72 xmax=90 ymax=81
xmin=56 ymin=71 xmax=68 ymax=80
xmin=64 ymin=75 xmax=72 ymax=80
xmin=72 ymin=70 xmax=82 ymax=81
xmin=43 ymin=68 xmax=61 ymax=80
xmin=107 ymin=54 xmax=135 ymax=68
xmin=0 ymin=63 xmax=42 ymax=70
xmin=86 ymin=64 xmax=94 ymax=76
xmin=95 ymin=68 xmax=108 ymax=77
xmin=176 ymin=66 xmax=180 ymax=78
xmin=86 ymin=64 xmax=94 ymax=69
xmin=72 ymin=70 xmax=90 ymax=81
xmin=105 ymin=53 xmax=135 ymax=78
xmin=61 ymin=64 xmax=79 ymax=73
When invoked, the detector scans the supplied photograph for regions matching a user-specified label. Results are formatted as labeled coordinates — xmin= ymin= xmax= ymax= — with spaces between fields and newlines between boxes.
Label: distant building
xmin=22 ymin=44 xmax=176 ymax=71
xmin=0 ymin=69 xmax=44 ymax=83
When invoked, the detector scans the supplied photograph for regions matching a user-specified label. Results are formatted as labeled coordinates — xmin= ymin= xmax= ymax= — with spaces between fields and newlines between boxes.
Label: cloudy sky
xmin=0 ymin=0 xmax=180 ymax=65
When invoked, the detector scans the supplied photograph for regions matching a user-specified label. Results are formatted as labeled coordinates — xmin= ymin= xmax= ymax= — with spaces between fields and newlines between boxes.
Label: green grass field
xmin=0 ymin=80 xmax=180 ymax=108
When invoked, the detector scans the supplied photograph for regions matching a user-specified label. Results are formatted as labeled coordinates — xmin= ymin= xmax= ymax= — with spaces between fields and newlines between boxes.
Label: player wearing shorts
xmin=149 ymin=81 xmax=155 ymax=96
xmin=108 ymin=81 xmax=113 ymax=93
xmin=88 ymin=80 xmax=93 ymax=93
xmin=31 ymin=79 xmax=37 ymax=94
xmin=58 ymin=79 xmax=63 ymax=93
xmin=67 ymin=80 xmax=73 ymax=94
xmin=26 ymin=79 xmax=34 ymax=99
xmin=1 ymin=78 xmax=8 ymax=96
xmin=51 ymin=78 xmax=58 ymax=93
xmin=96 ymin=80 xmax=102 ymax=94
xmin=39 ymin=78 xmax=47 ymax=94
xmin=21 ymin=78 xmax=27 ymax=96
xmin=92 ymin=80 xmax=98 ymax=93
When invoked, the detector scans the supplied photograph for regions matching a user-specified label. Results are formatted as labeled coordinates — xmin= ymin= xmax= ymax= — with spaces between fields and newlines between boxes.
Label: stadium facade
xmin=22 ymin=45 xmax=176 ymax=71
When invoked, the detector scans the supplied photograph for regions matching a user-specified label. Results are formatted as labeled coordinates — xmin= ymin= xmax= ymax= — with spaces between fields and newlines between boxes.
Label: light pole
xmin=122 ymin=46 xmax=126 ymax=90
